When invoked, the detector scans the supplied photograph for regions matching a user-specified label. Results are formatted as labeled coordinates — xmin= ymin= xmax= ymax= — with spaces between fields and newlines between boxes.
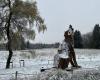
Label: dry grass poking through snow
xmin=10 ymin=68 xmax=100 ymax=80
xmin=32 ymin=68 xmax=100 ymax=80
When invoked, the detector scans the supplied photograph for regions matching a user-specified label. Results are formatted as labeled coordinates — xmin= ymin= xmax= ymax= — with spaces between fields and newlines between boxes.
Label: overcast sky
xmin=33 ymin=0 xmax=100 ymax=43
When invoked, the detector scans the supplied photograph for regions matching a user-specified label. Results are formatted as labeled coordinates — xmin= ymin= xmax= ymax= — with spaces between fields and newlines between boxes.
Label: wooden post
xmin=23 ymin=60 xmax=25 ymax=67
xmin=15 ymin=71 xmax=18 ymax=80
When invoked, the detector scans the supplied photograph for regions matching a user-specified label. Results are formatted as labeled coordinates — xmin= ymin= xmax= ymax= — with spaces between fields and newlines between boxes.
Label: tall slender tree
xmin=74 ymin=30 xmax=83 ymax=48
xmin=0 ymin=0 xmax=46 ymax=68
xmin=92 ymin=24 xmax=100 ymax=48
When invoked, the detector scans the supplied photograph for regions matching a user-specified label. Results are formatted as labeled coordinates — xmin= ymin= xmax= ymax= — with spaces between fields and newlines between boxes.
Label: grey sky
xmin=33 ymin=0 xmax=100 ymax=43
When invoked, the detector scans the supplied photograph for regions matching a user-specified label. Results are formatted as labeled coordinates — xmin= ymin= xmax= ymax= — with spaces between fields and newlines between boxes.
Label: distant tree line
xmin=74 ymin=24 xmax=100 ymax=49
xmin=0 ymin=41 xmax=60 ymax=50
xmin=26 ymin=41 xmax=60 ymax=49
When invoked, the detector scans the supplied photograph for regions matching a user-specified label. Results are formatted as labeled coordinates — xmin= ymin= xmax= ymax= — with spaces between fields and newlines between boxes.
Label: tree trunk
xmin=6 ymin=0 xmax=13 ymax=69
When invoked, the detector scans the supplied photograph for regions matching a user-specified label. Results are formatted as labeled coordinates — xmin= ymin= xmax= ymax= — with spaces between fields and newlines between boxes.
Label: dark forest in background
xmin=0 ymin=24 xmax=100 ymax=50
xmin=74 ymin=24 xmax=100 ymax=49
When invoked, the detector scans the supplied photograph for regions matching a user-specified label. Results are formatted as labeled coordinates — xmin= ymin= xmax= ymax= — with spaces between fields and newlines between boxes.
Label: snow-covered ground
xmin=0 ymin=49 xmax=100 ymax=80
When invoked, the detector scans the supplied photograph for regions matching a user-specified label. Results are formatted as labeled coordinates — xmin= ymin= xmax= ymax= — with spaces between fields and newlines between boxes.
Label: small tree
xmin=0 ymin=0 xmax=46 ymax=68
xmin=74 ymin=30 xmax=83 ymax=48
xmin=92 ymin=24 xmax=100 ymax=48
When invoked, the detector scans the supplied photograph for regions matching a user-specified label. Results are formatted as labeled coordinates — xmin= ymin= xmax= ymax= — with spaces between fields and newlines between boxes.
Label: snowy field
xmin=0 ymin=48 xmax=100 ymax=80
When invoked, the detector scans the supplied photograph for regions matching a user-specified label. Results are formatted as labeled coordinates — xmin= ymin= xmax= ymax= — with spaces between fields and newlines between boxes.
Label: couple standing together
xmin=54 ymin=25 xmax=81 ymax=69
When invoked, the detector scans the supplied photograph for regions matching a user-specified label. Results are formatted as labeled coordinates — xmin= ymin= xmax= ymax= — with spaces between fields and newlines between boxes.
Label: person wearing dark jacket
xmin=64 ymin=25 xmax=81 ymax=68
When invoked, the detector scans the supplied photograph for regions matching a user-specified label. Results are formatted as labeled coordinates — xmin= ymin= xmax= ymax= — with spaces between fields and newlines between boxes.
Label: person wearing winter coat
xmin=54 ymin=26 xmax=81 ymax=69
